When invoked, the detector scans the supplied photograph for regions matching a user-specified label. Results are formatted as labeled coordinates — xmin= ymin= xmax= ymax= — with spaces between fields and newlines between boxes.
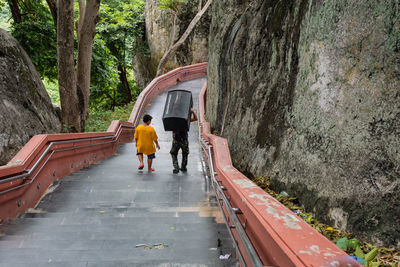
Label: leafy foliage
xmin=2 ymin=0 xmax=147 ymax=114
xmin=85 ymin=101 xmax=135 ymax=132
xmin=91 ymin=0 xmax=145 ymax=107
xmin=43 ymin=79 xmax=60 ymax=105
xmin=9 ymin=1 xmax=58 ymax=80
xmin=0 ymin=4 xmax=11 ymax=30
xmin=90 ymin=38 xmax=120 ymax=109
xmin=158 ymin=0 xmax=188 ymax=12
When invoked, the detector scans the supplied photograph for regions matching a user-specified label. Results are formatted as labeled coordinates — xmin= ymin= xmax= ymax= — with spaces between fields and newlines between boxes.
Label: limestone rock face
xmin=0 ymin=29 xmax=61 ymax=165
xmin=206 ymin=0 xmax=400 ymax=248
xmin=133 ymin=0 xmax=210 ymax=87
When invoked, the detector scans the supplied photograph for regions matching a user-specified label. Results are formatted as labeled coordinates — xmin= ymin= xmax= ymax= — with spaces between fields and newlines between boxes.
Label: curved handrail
xmin=0 ymin=121 xmax=134 ymax=221
xmin=129 ymin=63 xmax=207 ymax=126
xmin=0 ymin=123 xmax=133 ymax=190
xmin=199 ymin=137 xmax=263 ymax=267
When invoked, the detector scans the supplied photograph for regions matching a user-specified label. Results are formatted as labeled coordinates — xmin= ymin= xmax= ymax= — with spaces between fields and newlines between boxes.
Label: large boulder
xmin=0 ymin=29 xmax=61 ymax=165
xmin=133 ymin=0 xmax=210 ymax=88
xmin=206 ymin=0 xmax=400 ymax=248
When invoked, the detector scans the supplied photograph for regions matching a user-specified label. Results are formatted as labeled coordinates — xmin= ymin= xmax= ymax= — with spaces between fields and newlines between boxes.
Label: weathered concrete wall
xmin=0 ymin=29 xmax=61 ymax=165
xmin=133 ymin=0 xmax=210 ymax=87
xmin=206 ymin=0 xmax=400 ymax=248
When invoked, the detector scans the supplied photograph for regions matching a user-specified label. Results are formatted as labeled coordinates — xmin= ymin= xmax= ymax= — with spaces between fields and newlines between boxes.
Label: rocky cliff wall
xmin=206 ymin=0 xmax=400 ymax=248
xmin=133 ymin=0 xmax=210 ymax=88
xmin=0 ymin=29 xmax=61 ymax=165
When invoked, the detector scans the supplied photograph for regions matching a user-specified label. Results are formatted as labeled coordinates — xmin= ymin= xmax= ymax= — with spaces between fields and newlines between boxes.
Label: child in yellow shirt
xmin=134 ymin=114 xmax=160 ymax=172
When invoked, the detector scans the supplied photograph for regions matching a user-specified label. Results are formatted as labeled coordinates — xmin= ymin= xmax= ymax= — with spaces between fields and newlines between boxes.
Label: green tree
xmin=6 ymin=0 xmax=58 ymax=80
xmin=58 ymin=0 xmax=101 ymax=132
xmin=90 ymin=37 xmax=120 ymax=109
xmin=3 ymin=0 xmax=147 ymax=130
xmin=96 ymin=0 xmax=145 ymax=105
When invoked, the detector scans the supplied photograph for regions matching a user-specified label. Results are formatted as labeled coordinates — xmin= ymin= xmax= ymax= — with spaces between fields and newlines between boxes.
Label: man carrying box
xmin=170 ymin=108 xmax=197 ymax=173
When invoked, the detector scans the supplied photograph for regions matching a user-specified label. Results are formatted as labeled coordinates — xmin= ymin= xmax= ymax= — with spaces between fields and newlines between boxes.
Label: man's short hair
xmin=143 ymin=114 xmax=152 ymax=123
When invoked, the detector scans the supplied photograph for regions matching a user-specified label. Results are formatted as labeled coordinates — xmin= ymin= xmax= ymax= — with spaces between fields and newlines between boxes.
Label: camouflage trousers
xmin=170 ymin=139 xmax=189 ymax=170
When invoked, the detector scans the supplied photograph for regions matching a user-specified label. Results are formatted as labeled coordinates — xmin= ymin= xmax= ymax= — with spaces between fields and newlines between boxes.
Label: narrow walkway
xmin=0 ymin=78 xmax=237 ymax=266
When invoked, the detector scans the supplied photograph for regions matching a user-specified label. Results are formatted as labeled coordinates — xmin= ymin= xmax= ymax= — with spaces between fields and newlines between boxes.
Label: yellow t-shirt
xmin=134 ymin=124 xmax=158 ymax=155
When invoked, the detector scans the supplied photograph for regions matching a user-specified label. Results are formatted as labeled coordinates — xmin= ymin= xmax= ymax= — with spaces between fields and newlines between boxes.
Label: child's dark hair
xmin=143 ymin=114 xmax=152 ymax=123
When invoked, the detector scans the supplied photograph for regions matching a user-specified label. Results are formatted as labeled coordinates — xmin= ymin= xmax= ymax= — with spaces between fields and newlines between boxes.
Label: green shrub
xmin=85 ymin=102 xmax=135 ymax=132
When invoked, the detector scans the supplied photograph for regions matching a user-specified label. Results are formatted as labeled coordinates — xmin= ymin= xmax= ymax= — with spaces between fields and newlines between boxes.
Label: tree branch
xmin=7 ymin=0 xmax=22 ymax=24
xmin=46 ymin=0 xmax=57 ymax=28
xmin=156 ymin=0 xmax=212 ymax=76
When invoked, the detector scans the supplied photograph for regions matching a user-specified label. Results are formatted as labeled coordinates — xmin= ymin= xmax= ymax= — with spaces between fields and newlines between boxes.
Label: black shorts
xmin=136 ymin=152 xmax=156 ymax=159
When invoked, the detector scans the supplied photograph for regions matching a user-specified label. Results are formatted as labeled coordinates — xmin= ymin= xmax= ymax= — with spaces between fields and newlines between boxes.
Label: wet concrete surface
xmin=0 ymin=78 xmax=237 ymax=266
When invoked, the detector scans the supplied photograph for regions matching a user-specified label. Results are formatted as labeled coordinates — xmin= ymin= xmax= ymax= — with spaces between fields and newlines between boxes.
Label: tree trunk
xmin=57 ymin=0 xmax=80 ymax=132
xmin=46 ymin=0 xmax=57 ymax=28
xmin=169 ymin=12 xmax=178 ymax=48
xmin=7 ymin=0 xmax=22 ymax=24
xmin=156 ymin=0 xmax=212 ymax=76
xmin=108 ymin=41 xmax=132 ymax=104
xmin=76 ymin=0 xmax=100 ymax=131
xmin=77 ymin=0 xmax=86 ymax=40
xmin=118 ymin=65 xmax=132 ymax=103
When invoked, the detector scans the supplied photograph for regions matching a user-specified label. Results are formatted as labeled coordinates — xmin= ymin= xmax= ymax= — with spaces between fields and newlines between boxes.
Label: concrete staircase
xmin=0 ymin=78 xmax=237 ymax=266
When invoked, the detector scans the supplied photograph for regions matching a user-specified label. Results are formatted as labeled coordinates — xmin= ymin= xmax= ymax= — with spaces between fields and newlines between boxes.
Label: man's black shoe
xmin=180 ymin=167 xmax=187 ymax=172
xmin=173 ymin=169 xmax=179 ymax=174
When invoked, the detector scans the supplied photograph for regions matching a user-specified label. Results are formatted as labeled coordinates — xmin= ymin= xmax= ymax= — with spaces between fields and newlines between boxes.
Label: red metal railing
xmin=0 ymin=122 xmax=134 ymax=221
